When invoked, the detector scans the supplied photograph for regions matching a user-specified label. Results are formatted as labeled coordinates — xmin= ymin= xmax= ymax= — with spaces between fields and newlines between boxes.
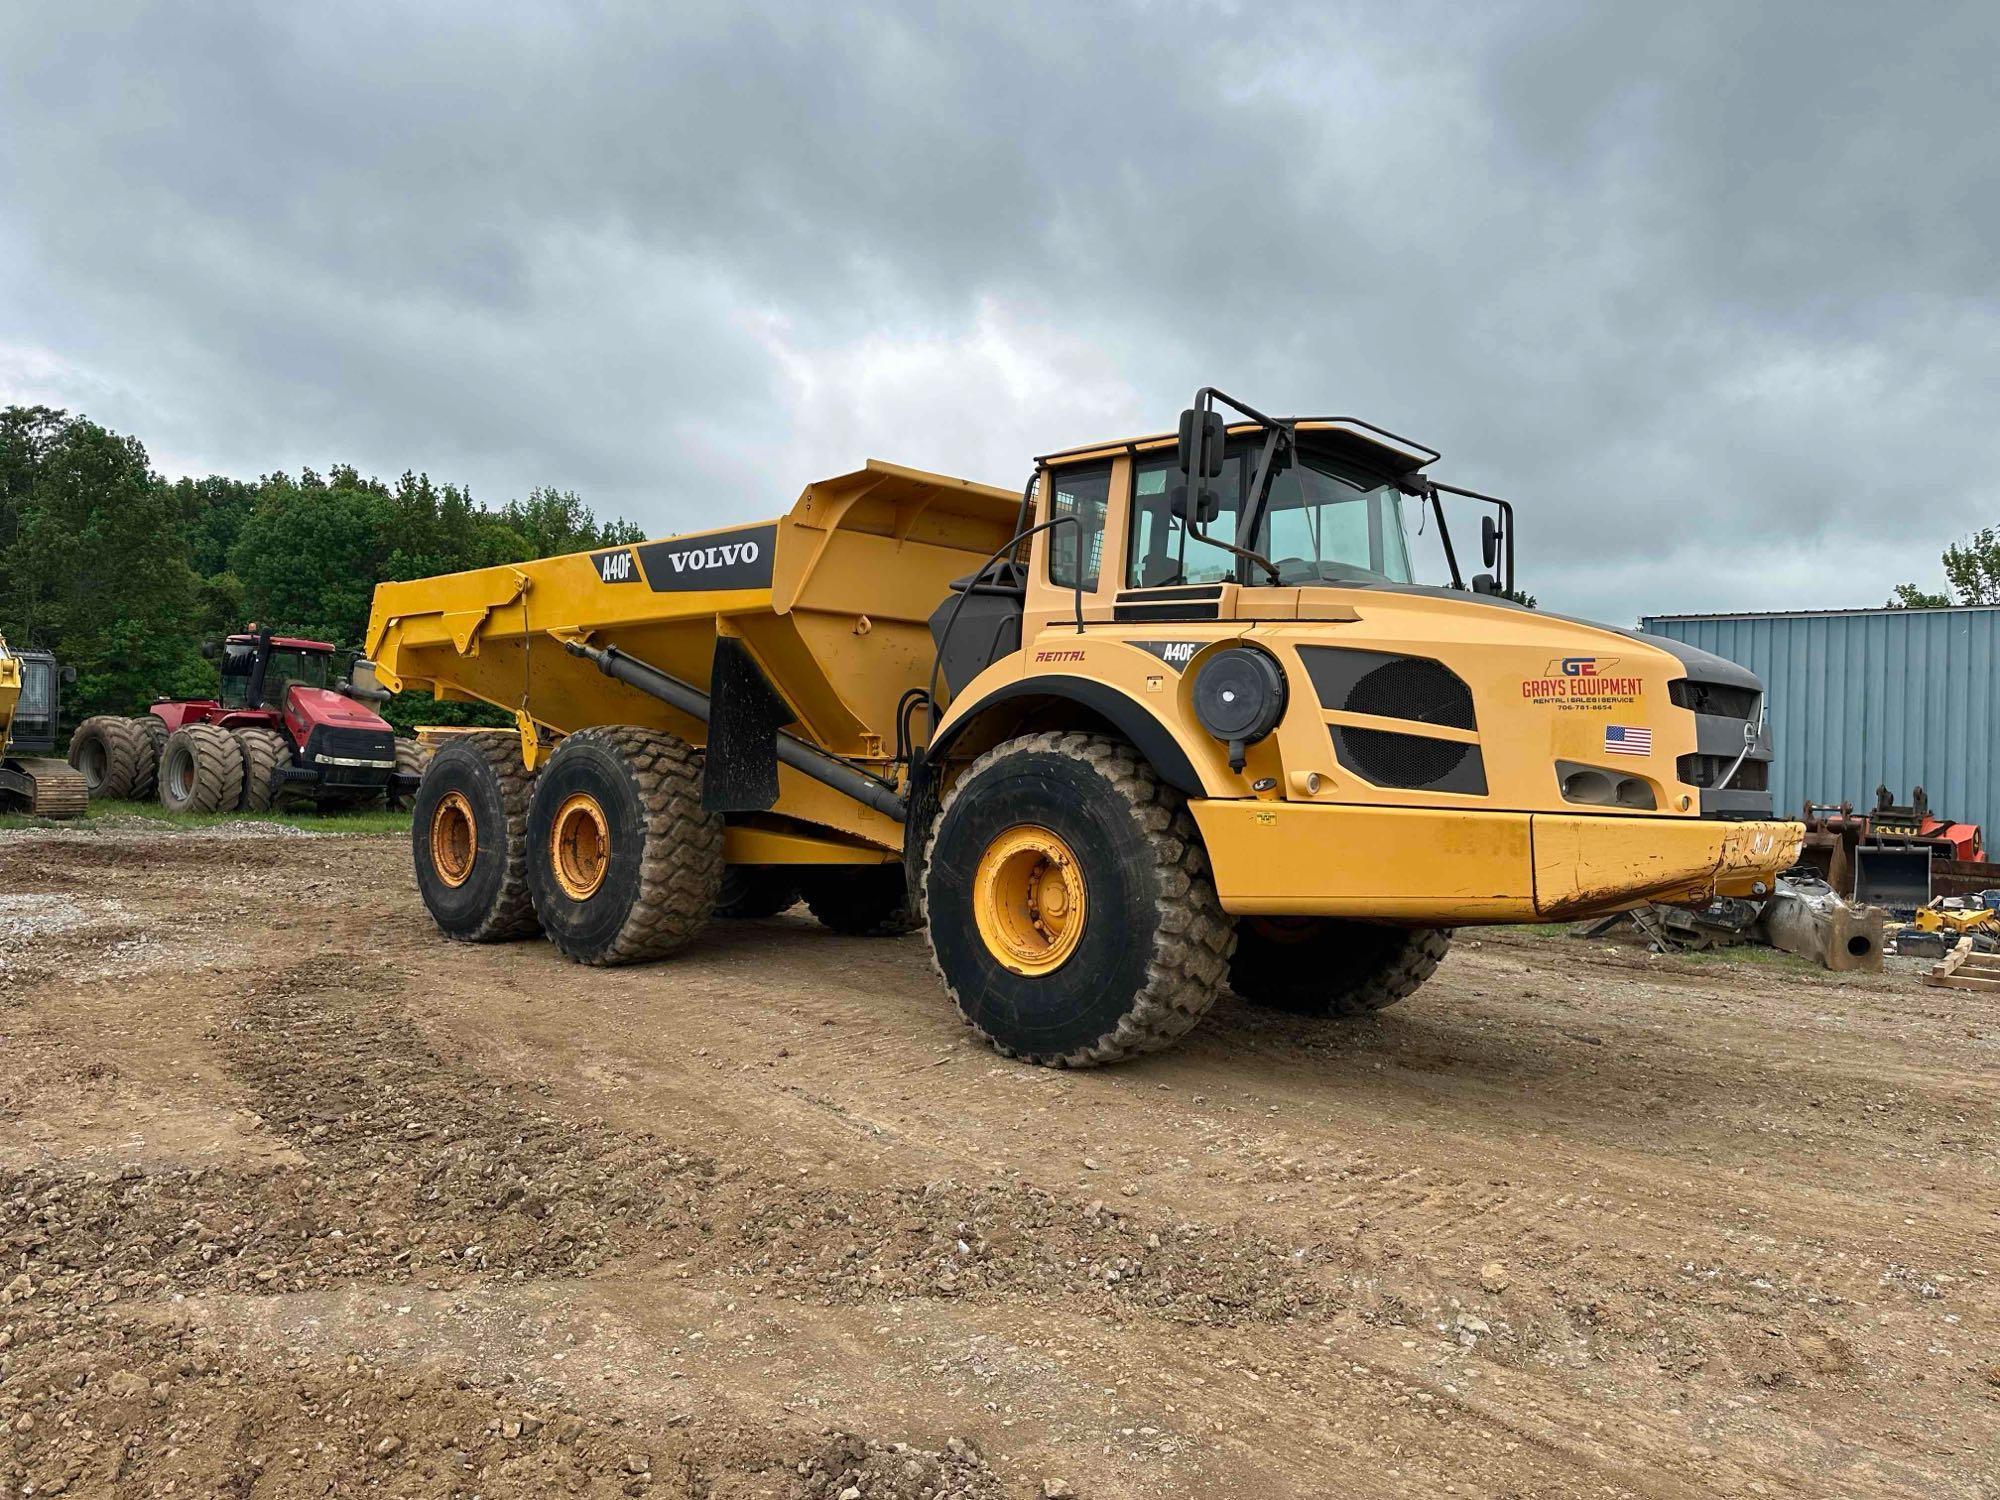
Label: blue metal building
xmin=1640 ymin=607 xmax=2000 ymax=835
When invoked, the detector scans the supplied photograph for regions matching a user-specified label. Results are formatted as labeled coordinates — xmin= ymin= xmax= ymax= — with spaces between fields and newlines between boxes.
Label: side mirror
xmin=60 ymin=665 xmax=77 ymax=685
xmin=200 ymin=639 xmax=221 ymax=660
xmin=1481 ymin=514 xmax=1499 ymax=570
xmin=1176 ymin=408 xmax=1227 ymax=481
xmin=1472 ymin=572 xmax=1498 ymax=595
xmin=1169 ymin=483 xmax=1220 ymax=526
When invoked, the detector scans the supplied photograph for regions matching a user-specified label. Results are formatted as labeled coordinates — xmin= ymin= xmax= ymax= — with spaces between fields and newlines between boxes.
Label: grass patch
xmin=0 ymin=799 xmax=410 ymax=836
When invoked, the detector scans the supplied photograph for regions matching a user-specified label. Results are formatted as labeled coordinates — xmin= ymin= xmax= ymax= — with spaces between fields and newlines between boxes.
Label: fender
xmin=926 ymin=673 xmax=1205 ymax=797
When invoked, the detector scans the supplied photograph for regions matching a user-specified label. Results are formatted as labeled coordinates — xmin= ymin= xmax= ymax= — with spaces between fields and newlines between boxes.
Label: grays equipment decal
xmin=1133 ymin=640 xmax=1203 ymax=671
xmin=591 ymin=548 xmax=641 ymax=583
xmin=633 ymin=523 xmax=778 ymax=593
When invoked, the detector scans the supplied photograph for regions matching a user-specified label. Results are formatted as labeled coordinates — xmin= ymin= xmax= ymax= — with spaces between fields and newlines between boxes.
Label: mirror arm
xmin=1433 ymin=482 xmax=1517 ymax=596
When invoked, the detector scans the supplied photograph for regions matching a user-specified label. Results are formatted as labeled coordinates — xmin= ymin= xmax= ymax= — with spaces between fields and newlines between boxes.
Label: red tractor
xmin=67 ymin=625 xmax=428 ymax=813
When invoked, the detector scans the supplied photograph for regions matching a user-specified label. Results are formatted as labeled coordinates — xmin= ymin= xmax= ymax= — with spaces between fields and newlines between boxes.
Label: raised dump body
xmin=367 ymin=461 xmax=1018 ymax=857
xmin=366 ymin=391 xmax=1804 ymax=1069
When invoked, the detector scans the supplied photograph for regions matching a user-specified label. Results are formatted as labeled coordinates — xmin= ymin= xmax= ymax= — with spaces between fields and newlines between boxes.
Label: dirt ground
xmin=0 ymin=822 xmax=1993 ymax=1499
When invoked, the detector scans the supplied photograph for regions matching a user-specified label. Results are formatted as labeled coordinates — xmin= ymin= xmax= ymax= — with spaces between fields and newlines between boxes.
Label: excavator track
xmin=1 ymin=758 xmax=89 ymax=819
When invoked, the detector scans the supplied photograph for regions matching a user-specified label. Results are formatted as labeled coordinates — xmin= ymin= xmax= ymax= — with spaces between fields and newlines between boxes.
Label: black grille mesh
xmin=1678 ymin=753 xmax=1769 ymax=791
xmin=1343 ymin=658 xmax=1477 ymax=730
xmin=1670 ymin=679 xmax=1760 ymax=720
xmin=1336 ymin=727 xmax=1472 ymax=788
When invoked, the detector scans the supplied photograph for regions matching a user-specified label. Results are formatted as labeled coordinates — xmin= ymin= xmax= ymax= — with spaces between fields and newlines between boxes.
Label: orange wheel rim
xmin=551 ymin=792 xmax=610 ymax=900
xmin=973 ymin=824 xmax=1087 ymax=975
xmin=431 ymin=791 xmax=477 ymax=887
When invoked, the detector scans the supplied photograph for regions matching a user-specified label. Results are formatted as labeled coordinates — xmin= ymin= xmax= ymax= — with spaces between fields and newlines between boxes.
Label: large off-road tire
xmin=132 ymin=714 xmax=168 ymax=800
xmin=157 ymin=723 xmax=245 ymax=814
xmin=524 ymin=726 xmax=722 ymax=965
xmin=1229 ymin=919 xmax=1453 ymax=1017
xmin=410 ymin=733 xmax=540 ymax=942
xmin=67 ymin=716 xmax=149 ymax=801
xmin=385 ymin=737 xmax=432 ymax=812
xmin=799 ymin=865 xmax=921 ymax=936
xmin=231 ymin=727 xmax=290 ymax=812
xmin=715 ymin=866 xmax=802 ymax=919
xmin=923 ymin=731 xmax=1234 ymax=1067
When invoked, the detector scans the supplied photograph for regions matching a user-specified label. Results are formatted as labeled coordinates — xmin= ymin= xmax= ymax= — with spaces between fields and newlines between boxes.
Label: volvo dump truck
xmin=0 ymin=637 xmax=86 ymax=818
xmin=363 ymin=388 xmax=1802 ymax=1066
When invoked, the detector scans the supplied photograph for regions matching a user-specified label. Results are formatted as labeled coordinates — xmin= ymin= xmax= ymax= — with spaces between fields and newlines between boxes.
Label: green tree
xmin=1890 ymin=527 xmax=2000 ymax=608
xmin=0 ymin=409 xmax=211 ymax=714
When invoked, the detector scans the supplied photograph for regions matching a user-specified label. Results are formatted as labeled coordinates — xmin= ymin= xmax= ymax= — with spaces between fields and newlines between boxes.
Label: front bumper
xmin=1190 ymin=801 xmax=1804 ymax=923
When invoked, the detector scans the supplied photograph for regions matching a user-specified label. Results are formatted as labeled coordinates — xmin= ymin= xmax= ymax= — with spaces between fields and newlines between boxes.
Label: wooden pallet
xmin=1922 ymin=938 xmax=2000 ymax=992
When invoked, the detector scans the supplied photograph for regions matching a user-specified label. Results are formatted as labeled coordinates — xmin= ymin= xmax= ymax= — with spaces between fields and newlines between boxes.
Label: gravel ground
xmin=0 ymin=823 xmax=1992 ymax=1498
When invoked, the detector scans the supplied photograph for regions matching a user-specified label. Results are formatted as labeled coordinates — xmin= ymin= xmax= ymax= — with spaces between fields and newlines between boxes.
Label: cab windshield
xmin=219 ymin=643 xmax=329 ymax=709
xmin=1127 ymin=442 xmax=1415 ymax=589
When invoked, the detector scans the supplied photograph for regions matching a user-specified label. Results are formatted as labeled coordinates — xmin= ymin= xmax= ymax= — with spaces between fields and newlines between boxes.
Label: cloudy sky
xmin=2 ymin=1 xmax=1994 ymax=622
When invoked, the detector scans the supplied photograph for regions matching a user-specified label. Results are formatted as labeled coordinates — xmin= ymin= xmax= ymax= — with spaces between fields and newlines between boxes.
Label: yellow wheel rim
xmin=551 ymin=792 xmax=610 ymax=901
xmin=973 ymin=824 xmax=1088 ymax=975
xmin=430 ymin=791 xmax=477 ymax=888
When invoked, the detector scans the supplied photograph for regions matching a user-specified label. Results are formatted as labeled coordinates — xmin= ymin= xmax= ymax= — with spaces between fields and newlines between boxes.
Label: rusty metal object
xmin=1757 ymin=876 xmax=1883 ymax=972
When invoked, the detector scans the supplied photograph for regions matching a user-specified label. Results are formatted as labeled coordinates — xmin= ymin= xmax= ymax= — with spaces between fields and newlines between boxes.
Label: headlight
xmin=1193 ymin=647 xmax=1286 ymax=770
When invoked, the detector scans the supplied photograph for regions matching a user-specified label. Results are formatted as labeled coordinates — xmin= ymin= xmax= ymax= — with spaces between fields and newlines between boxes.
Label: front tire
xmin=232 ymin=727 xmax=290 ymax=812
xmin=923 ymin=731 xmax=1233 ymax=1067
xmin=524 ymin=726 xmax=722 ymax=965
xmin=385 ymin=737 xmax=431 ymax=812
xmin=157 ymin=724 xmax=245 ymax=814
xmin=1229 ymin=919 xmax=1452 ymax=1016
xmin=410 ymin=733 xmax=540 ymax=942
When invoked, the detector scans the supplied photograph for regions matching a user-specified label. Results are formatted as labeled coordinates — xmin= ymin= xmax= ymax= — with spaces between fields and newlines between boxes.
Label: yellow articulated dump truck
xmin=362 ymin=388 xmax=1802 ymax=1066
xmin=0 ymin=637 xmax=86 ymax=818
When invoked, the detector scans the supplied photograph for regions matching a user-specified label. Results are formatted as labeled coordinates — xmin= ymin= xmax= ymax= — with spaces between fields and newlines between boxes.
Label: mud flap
xmin=701 ymin=637 xmax=796 ymax=814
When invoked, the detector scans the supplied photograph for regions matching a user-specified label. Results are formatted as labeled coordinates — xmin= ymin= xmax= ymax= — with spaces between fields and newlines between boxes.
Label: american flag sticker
xmin=1604 ymin=724 xmax=1653 ymax=756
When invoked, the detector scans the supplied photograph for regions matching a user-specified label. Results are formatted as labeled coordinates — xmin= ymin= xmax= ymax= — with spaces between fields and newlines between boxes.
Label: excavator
xmin=0 ymin=636 xmax=86 ymax=818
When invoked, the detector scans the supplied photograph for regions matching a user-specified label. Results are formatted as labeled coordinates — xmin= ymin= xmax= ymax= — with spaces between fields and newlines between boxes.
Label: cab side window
xmin=1047 ymin=463 xmax=1111 ymax=591
xmin=1128 ymin=451 xmax=1244 ymax=587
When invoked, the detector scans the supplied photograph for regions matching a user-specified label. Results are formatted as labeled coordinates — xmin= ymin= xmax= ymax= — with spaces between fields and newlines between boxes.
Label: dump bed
xmin=365 ymin=460 xmax=1019 ymax=776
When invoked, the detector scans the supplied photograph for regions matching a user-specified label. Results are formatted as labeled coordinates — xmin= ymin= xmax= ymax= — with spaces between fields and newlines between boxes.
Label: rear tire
xmin=133 ymin=715 xmax=168 ymax=800
xmin=231 ymin=728 xmax=290 ymax=812
xmin=410 ymin=732 xmax=540 ymax=942
xmin=385 ymin=737 xmax=431 ymax=811
xmin=157 ymin=724 xmax=245 ymax=814
xmin=923 ymin=731 xmax=1234 ymax=1067
xmin=525 ymin=726 xmax=722 ymax=965
xmin=715 ymin=866 xmax=801 ymax=919
xmin=1229 ymin=920 xmax=1452 ymax=1016
xmin=800 ymin=865 xmax=920 ymax=935
xmin=67 ymin=716 xmax=148 ymax=801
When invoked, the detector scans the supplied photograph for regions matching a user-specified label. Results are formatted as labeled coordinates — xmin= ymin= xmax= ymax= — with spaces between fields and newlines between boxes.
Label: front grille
xmin=1342 ymin=657 xmax=1477 ymax=730
xmin=1679 ymin=753 xmax=1769 ymax=791
xmin=1300 ymin=648 xmax=1479 ymax=729
xmin=316 ymin=726 xmax=393 ymax=761
xmin=1671 ymin=679 xmax=1760 ymax=720
xmin=1332 ymin=726 xmax=1488 ymax=794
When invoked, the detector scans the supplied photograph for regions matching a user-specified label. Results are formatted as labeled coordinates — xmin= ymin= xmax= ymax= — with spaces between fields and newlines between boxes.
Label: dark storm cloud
xmin=2 ymin=0 xmax=1995 ymax=620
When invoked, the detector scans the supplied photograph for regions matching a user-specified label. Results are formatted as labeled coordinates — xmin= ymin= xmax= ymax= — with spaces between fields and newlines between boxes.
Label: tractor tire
xmin=410 ymin=732 xmax=539 ymax=942
xmin=132 ymin=714 xmax=168 ymax=800
xmin=231 ymin=727 xmax=290 ymax=812
xmin=67 ymin=716 xmax=149 ymax=802
xmin=524 ymin=726 xmax=722 ymax=965
xmin=1229 ymin=919 xmax=1453 ymax=1017
xmin=385 ymin=737 xmax=432 ymax=811
xmin=157 ymin=723 xmax=245 ymax=814
xmin=715 ymin=866 xmax=801 ymax=919
xmin=799 ymin=865 xmax=921 ymax=936
xmin=923 ymin=731 xmax=1234 ymax=1067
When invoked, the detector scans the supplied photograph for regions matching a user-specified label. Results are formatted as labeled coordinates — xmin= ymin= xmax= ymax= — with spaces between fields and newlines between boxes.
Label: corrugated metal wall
xmin=1641 ymin=608 xmax=2000 ymax=833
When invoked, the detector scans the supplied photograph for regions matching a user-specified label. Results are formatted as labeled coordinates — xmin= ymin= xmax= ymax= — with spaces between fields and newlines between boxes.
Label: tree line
xmin=0 ymin=406 xmax=643 ymax=733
